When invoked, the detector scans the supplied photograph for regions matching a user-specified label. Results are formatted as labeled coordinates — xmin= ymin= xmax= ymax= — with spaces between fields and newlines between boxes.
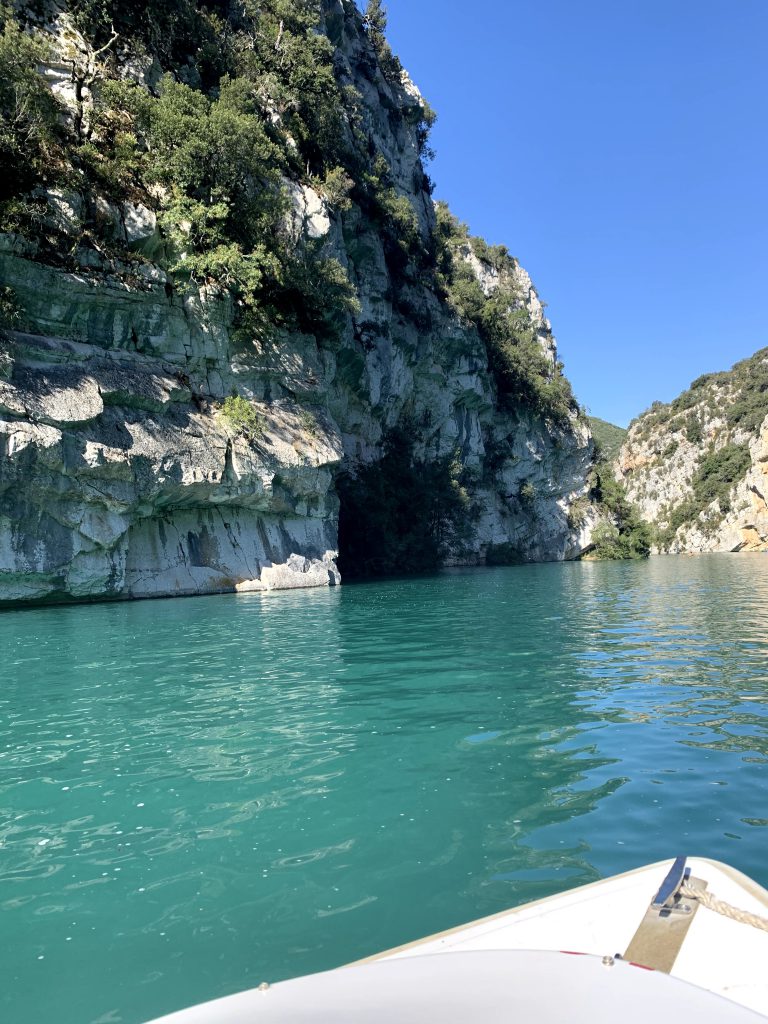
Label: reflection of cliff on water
xmin=566 ymin=554 xmax=768 ymax=762
xmin=331 ymin=570 xmax=631 ymax=922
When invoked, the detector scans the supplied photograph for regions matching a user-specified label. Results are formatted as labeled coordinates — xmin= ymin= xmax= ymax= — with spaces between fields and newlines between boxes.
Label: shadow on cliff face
xmin=336 ymin=425 xmax=475 ymax=579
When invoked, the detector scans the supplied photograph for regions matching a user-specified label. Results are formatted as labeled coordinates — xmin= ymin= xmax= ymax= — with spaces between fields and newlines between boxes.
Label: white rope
xmin=680 ymin=883 xmax=768 ymax=933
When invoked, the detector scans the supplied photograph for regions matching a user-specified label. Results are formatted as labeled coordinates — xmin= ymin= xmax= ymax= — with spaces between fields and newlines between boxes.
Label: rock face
xmin=0 ymin=1 xmax=596 ymax=606
xmin=617 ymin=348 xmax=768 ymax=552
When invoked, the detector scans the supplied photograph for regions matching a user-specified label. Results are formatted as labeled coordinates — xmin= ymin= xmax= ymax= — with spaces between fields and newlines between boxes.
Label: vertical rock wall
xmin=0 ymin=0 xmax=596 ymax=605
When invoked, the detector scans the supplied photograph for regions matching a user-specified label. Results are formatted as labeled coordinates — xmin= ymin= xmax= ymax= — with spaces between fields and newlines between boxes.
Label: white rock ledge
xmin=238 ymin=552 xmax=341 ymax=593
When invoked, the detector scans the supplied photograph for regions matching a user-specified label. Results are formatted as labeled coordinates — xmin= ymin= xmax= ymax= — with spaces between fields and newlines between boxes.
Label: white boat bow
xmin=145 ymin=856 xmax=768 ymax=1022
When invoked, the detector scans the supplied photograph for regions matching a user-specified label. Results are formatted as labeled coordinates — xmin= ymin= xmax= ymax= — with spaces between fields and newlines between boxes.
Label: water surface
xmin=2 ymin=554 xmax=768 ymax=1023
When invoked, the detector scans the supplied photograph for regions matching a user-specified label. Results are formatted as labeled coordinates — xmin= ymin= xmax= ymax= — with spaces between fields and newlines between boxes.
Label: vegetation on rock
xmin=0 ymin=0 xmax=595 ymax=588
xmin=1 ymin=0 xmax=366 ymax=342
xmin=0 ymin=8 xmax=61 ymax=200
xmin=623 ymin=348 xmax=767 ymax=550
xmin=588 ymin=416 xmax=627 ymax=465
xmin=658 ymin=442 xmax=751 ymax=546
xmin=220 ymin=395 xmax=264 ymax=440
xmin=588 ymin=466 xmax=652 ymax=560
xmin=433 ymin=203 xmax=578 ymax=427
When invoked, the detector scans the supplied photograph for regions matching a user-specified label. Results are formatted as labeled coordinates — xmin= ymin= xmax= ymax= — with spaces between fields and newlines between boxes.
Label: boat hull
xmin=144 ymin=858 xmax=768 ymax=1022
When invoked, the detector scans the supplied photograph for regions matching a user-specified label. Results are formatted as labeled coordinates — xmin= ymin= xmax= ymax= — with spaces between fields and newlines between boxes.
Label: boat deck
xmin=146 ymin=857 xmax=768 ymax=1022
xmin=365 ymin=858 xmax=768 ymax=1017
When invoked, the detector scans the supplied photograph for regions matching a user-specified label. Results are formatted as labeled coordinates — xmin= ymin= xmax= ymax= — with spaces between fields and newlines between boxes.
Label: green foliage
xmin=234 ymin=1 xmax=350 ymax=176
xmin=632 ymin=348 xmax=768 ymax=440
xmin=628 ymin=350 xmax=766 ymax=548
xmin=588 ymin=417 xmax=627 ymax=465
xmin=433 ymin=202 xmax=576 ymax=427
xmin=662 ymin=440 xmax=679 ymax=459
xmin=0 ymin=10 xmax=61 ymax=202
xmin=298 ymin=408 xmax=319 ymax=437
xmin=278 ymin=243 xmax=361 ymax=340
xmin=363 ymin=0 xmax=402 ymax=82
xmin=87 ymin=68 xmax=357 ymax=341
xmin=659 ymin=442 xmax=751 ymax=547
xmin=359 ymin=154 xmax=422 ymax=265
xmin=337 ymin=424 xmax=474 ymax=577
xmin=589 ymin=521 xmax=649 ymax=561
xmin=685 ymin=414 xmax=703 ymax=445
xmin=589 ymin=467 xmax=652 ymax=560
xmin=567 ymin=496 xmax=590 ymax=530
xmin=220 ymin=395 xmax=264 ymax=440
xmin=725 ymin=349 xmax=768 ymax=433
xmin=519 ymin=480 xmax=536 ymax=505
xmin=469 ymin=235 xmax=510 ymax=270
xmin=694 ymin=443 xmax=751 ymax=509
xmin=0 ymin=285 xmax=23 ymax=329
xmin=321 ymin=166 xmax=354 ymax=210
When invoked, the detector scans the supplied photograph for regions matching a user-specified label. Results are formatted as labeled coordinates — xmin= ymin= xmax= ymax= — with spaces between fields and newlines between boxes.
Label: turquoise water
xmin=2 ymin=554 xmax=768 ymax=1024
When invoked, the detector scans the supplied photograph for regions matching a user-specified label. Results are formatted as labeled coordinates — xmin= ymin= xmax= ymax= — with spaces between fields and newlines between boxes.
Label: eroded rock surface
xmin=0 ymin=1 xmax=596 ymax=605
xmin=617 ymin=349 xmax=768 ymax=552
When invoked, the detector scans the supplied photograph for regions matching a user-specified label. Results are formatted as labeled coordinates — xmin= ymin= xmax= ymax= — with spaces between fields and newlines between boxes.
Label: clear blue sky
xmin=376 ymin=0 xmax=768 ymax=426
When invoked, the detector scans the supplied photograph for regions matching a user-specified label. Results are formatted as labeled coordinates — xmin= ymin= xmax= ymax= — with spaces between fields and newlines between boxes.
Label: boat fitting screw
xmin=258 ymin=982 xmax=270 ymax=992
xmin=602 ymin=955 xmax=615 ymax=967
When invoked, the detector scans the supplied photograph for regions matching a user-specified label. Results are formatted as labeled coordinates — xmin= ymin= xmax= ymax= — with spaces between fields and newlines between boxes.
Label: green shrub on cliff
xmin=87 ymin=66 xmax=359 ymax=340
xmin=0 ymin=285 xmax=24 ymax=329
xmin=588 ymin=417 xmax=627 ymax=464
xmin=724 ymin=350 xmax=768 ymax=434
xmin=632 ymin=349 xmax=768 ymax=441
xmin=220 ymin=395 xmax=264 ymax=440
xmin=1 ymin=1 xmax=367 ymax=345
xmin=0 ymin=10 xmax=60 ymax=201
xmin=589 ymin=467 xmax=652 ymax=559
xmin=659 ymin=442 xmax=751 ymax=546
xmin=433 ymin=203 xmax=576 ymax=427
xmin=363 ymin=0 xmax=403 ymax=83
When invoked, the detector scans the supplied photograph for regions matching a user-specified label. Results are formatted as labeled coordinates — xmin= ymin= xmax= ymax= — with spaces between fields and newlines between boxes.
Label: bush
xmin=220 ymin=395 xmax=264 ymax=440
xmin=567 ymin=496 xmax=590 ymax=530
xmin=0 ymin=285 xmax=24 ymax=329
xmin=519 ymin=481 xmax=536 ymax=505
xmin=363 ymin=0 xmax=403 ymax=83
xmin=659 ymin=442 xmax=751 ymax=546
xmin=432 ymin=203 xmax=576 ymax=427
xmin=86 ymin=65 xmax=359 ymax=343
xmin=321 ymin=166 xmax=354 ymax=210
xmin=686 ymin=414 xmax=703 ymax=445
xmin=0 ymin=11 xmax=61 ymax=201
xmin=725 ymin=351 xmax=768 ymax=433
xmin=590 ymin=520 xmax=651 ymax=560
xmin=588 ymin=417 xmax=627 ymax=465
xmin=359 ymin=154 xmax=422 ymax=265
xmin=589 ymin=466 xmax=652 ymax=559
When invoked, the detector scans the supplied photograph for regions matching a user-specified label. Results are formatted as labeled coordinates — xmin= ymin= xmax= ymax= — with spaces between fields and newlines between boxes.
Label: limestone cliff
xmin=617 ymin=348 xmax=768 ymax=552
xmin=0 ymin=0 xmax=595 ymax=605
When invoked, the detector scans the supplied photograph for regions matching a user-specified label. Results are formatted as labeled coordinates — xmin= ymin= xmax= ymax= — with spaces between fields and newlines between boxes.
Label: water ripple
xmin=1 ymin=555 xmax=767 ymax=1024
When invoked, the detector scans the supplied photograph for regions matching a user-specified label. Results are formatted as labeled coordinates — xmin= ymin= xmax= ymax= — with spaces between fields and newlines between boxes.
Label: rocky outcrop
xmin=617 ymin=349 xmax=768 ymax=552
xmin=0 ymin=0 xmax=596 ymax=606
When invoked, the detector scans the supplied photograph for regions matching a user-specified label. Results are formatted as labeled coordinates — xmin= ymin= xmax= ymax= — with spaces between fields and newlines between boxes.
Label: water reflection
xmin=1 ymin=556 xmax=768 ymax=1024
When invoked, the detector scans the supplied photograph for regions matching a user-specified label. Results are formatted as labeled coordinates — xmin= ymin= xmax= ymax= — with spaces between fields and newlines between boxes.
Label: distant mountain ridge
xmin=588 ymin=417 xmax=627 ymax=465
xmin=616 ymin=347 xmax=768 ymax=552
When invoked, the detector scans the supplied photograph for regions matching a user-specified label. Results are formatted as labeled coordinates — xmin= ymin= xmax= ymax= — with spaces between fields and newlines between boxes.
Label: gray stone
xmin=617 ymin=362 xmax=768 ymax=553
xmin=0 ymin=1 xmax=599 ymax=607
